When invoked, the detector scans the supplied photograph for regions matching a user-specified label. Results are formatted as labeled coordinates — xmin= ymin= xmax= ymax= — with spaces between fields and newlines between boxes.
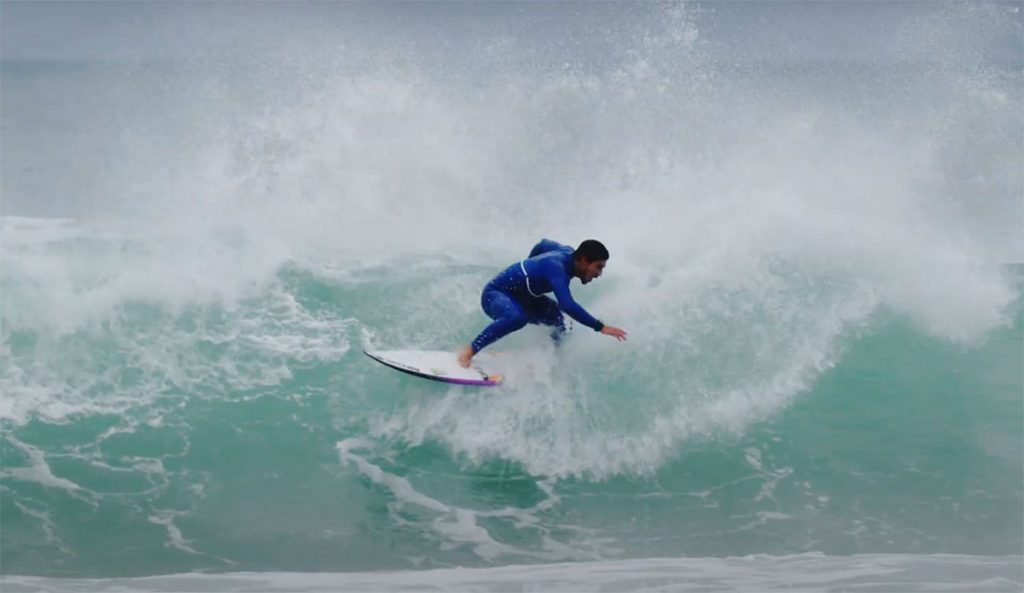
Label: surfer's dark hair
xmin=574 ymin=240 xmax=609 ymax=262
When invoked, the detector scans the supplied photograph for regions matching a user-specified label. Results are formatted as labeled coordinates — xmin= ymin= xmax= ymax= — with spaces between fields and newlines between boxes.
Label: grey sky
xmin=1 ymin=1 xmax=1021 ymax=64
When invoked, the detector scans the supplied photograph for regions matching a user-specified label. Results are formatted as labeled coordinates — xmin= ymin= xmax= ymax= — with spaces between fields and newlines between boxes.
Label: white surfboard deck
xmin=364 ymin=350 xmax=505 ymax=387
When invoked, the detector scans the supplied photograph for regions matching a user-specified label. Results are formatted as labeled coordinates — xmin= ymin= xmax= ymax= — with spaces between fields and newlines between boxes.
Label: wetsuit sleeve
xmin=528 ymin=239 xmax=568 ymax=258
xmin=544 ymin=262 xmax=604 ymax=331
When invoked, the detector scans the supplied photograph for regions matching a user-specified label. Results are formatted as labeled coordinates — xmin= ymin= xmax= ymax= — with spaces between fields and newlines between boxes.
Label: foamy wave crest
xmin=1 ymin=219 xmax=354 ymax=424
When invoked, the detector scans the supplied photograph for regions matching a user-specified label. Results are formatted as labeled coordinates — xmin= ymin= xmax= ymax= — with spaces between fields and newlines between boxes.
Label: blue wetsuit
xmin=470 ymin=239 xmax=604 ymax=353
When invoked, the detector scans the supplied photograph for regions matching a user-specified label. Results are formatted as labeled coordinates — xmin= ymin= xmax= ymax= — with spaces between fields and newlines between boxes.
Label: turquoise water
xmin=2 ymin=252 xmax=1021 ymax=577
xmin=2 ymin=2 xmax=1022 ymax=589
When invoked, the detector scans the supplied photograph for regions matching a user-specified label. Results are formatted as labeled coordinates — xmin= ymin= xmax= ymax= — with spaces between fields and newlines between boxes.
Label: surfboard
xmin=363 ymin=350 xmax=504 ymax=387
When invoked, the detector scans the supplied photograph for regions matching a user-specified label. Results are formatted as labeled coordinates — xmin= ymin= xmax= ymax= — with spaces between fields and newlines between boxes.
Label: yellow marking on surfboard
xmin=488 ymin=374 xmax=504 ymax=384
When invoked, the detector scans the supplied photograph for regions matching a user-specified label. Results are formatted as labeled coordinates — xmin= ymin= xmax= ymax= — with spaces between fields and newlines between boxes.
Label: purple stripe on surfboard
xmin=363 ymin=350 xmax=500 ymax=387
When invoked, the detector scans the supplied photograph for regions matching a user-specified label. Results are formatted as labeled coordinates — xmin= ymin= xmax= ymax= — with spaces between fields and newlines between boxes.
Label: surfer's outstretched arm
xmin=545 ymin=264 xmax=603 ymax=331
xmin=545 ymin=261 xmax=627 ymax=341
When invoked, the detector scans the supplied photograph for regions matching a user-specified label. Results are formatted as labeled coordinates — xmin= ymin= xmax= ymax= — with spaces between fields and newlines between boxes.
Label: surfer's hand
xmin=601 ymin=326 xmax=628 ymax=341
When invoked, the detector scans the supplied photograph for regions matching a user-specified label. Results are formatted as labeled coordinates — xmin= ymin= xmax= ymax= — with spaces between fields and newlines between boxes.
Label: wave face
xmin=2 ymin=1 xmax=1022 ymax=581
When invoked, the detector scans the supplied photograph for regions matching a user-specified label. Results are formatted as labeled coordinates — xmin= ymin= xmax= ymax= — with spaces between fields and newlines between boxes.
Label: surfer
xmin=457 ymin=239 xmax=627 ymax=368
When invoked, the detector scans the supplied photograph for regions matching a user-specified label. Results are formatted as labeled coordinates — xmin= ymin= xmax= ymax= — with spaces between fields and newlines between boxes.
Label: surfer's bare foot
xmin=457 ymin=345 xmax=474 ymax=368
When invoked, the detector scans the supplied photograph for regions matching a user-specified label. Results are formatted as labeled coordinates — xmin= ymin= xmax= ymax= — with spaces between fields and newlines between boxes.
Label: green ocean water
xmin=2 ymin=257 xmax=1021 ymax=577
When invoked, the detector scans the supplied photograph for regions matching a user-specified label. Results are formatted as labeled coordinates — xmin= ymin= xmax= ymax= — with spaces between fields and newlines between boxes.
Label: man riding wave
xmin=457 ymin=239 xmax=627 ymax=368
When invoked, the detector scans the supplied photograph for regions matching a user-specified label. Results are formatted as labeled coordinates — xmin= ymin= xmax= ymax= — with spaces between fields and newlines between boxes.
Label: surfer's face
xmin=578 ymin=258 xmax=606 ymax=284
